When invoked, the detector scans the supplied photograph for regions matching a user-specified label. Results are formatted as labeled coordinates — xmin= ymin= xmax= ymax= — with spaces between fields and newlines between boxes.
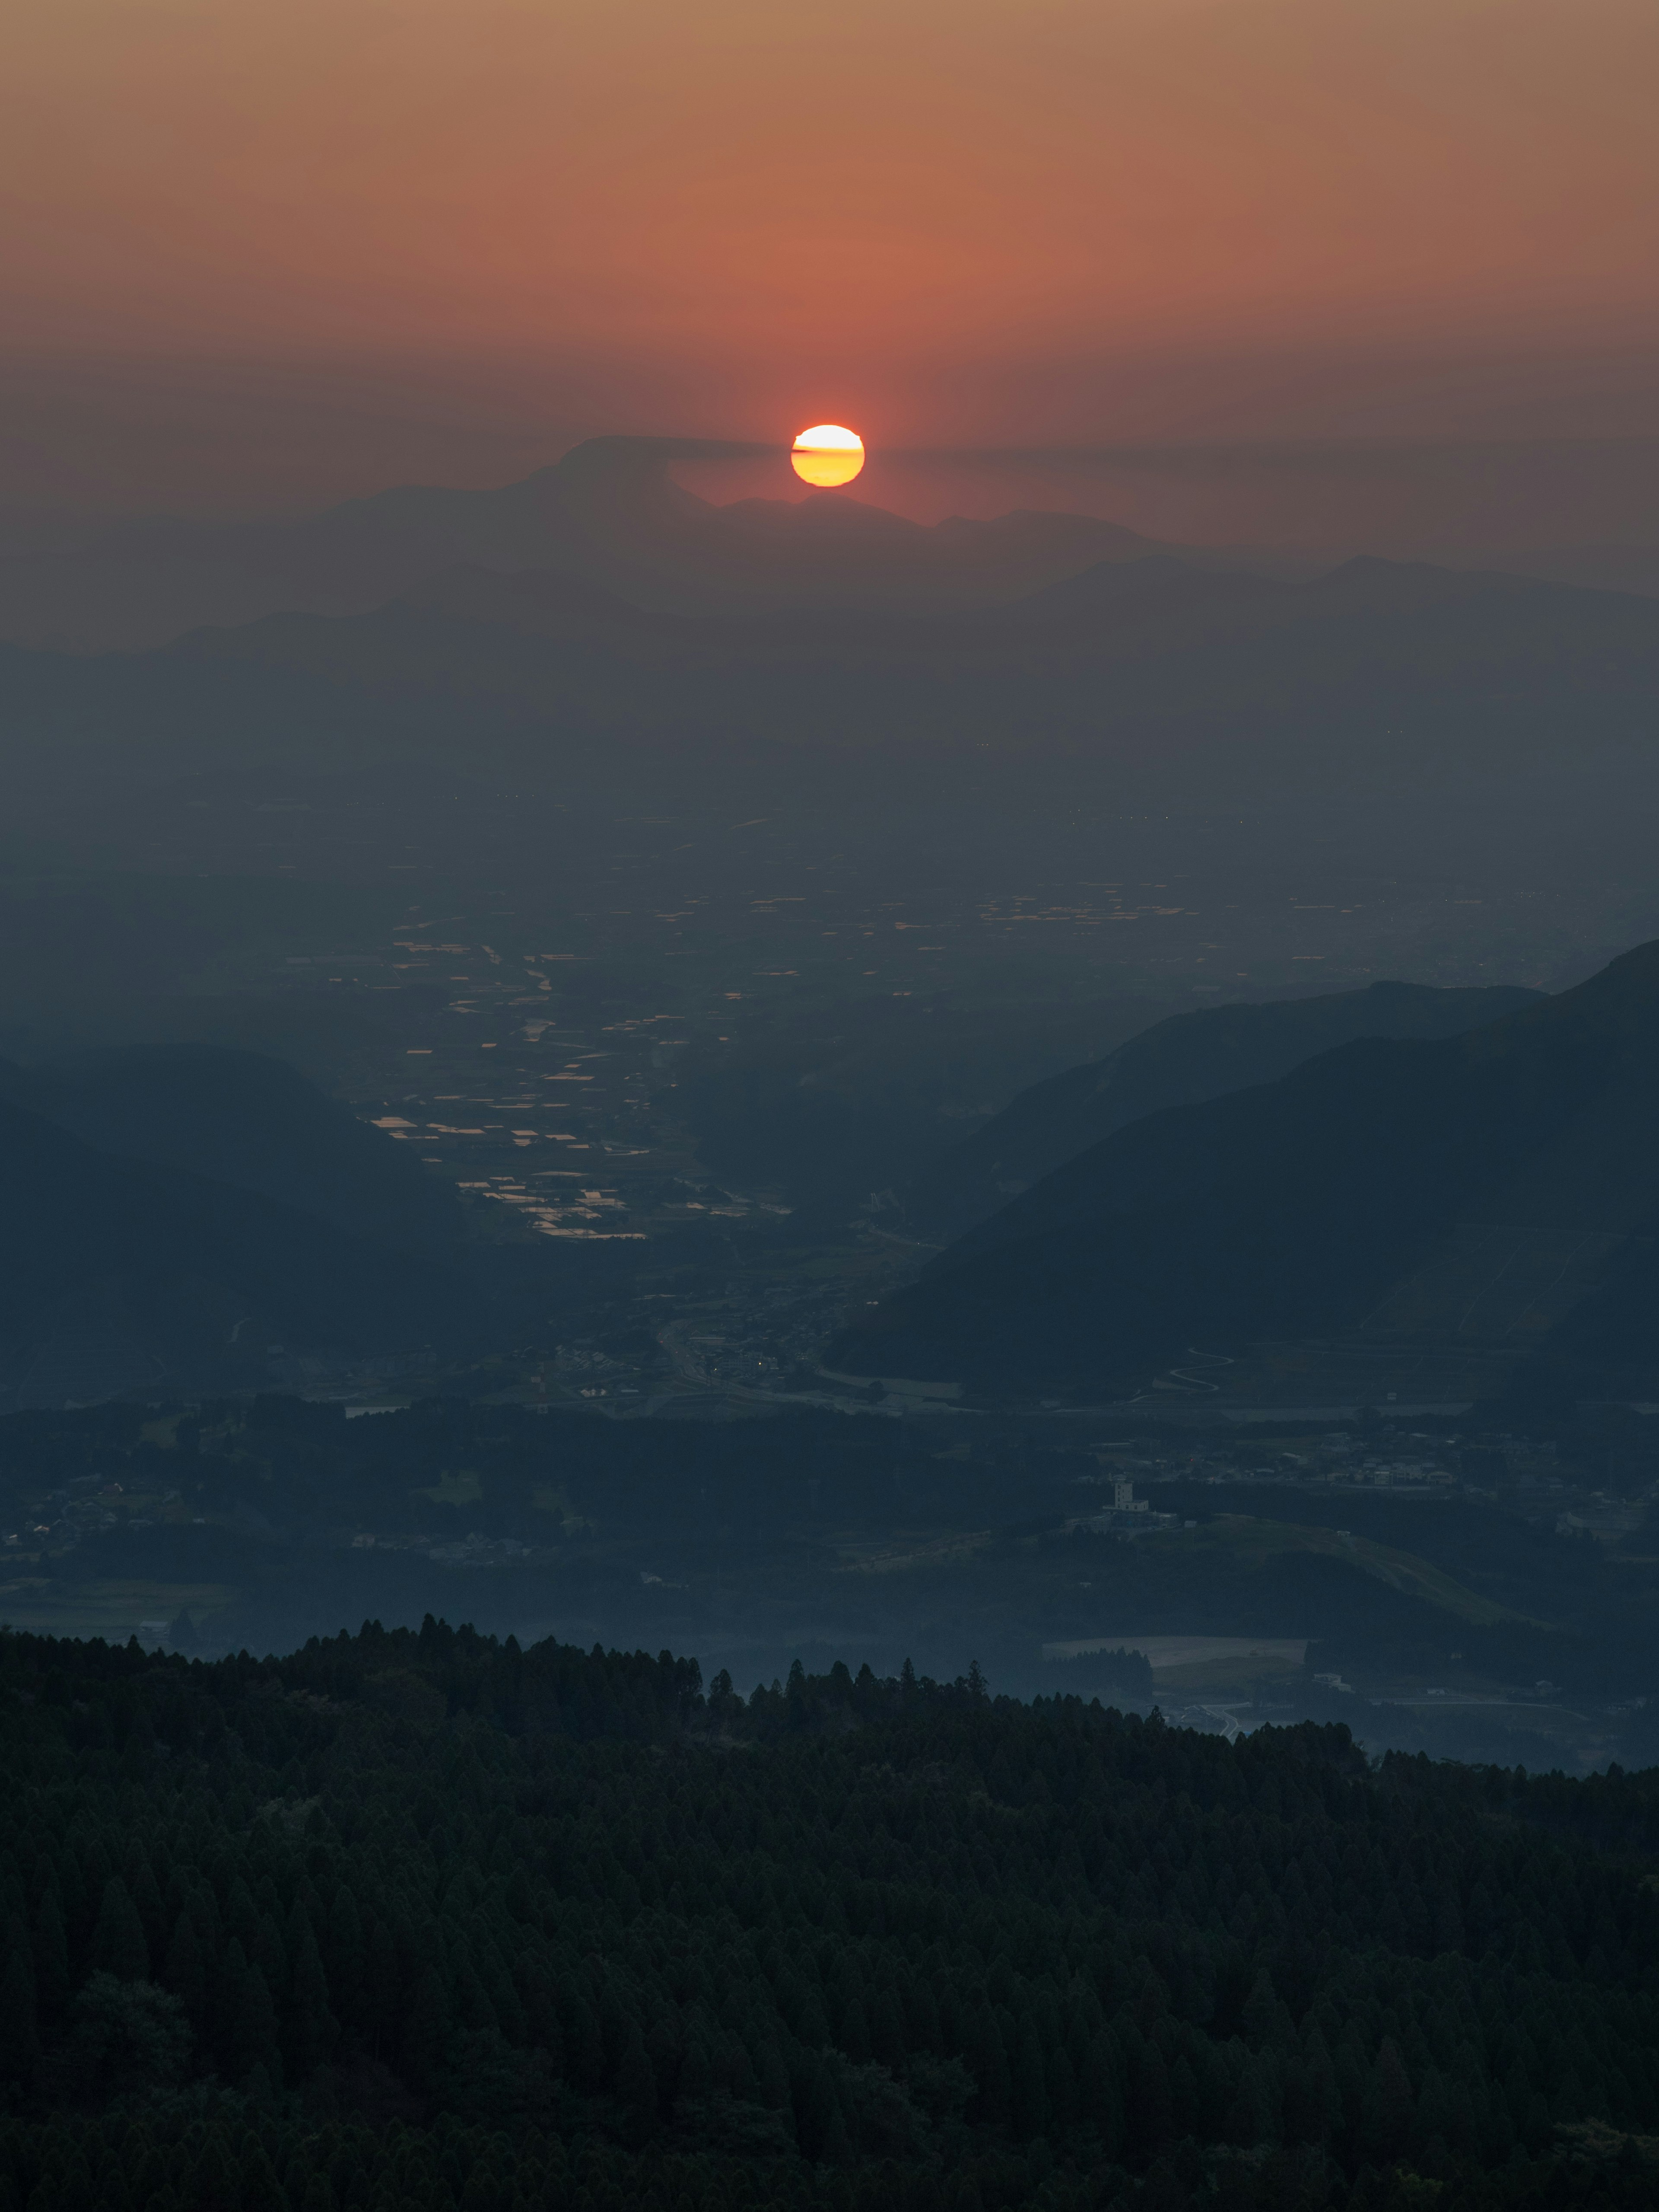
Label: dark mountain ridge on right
xmin=830 ymin=939 xmax=1659 ymax=1400
xmin=907 ymin=977 xmax=1546 ymax=1240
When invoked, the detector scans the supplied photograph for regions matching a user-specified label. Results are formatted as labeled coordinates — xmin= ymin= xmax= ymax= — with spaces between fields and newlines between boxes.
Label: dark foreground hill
xmin=831 ymin=939 xmax=1659 ymax=1399
xmin=907 ymin=980 xmax=1543 ymax=1241
xmin=2 ymin=1623 xmax=1658 ymax=2212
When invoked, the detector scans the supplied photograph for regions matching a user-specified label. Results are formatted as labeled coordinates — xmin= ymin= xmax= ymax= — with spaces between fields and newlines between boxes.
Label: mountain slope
xmin=906 ymin=978 xmax=1545 ymax=1239
xmin=828 ymin=939 xmax=1659 ymax=1398
xmin=0 ymin=1095 xmax=476 ymax=1406
xmin=0 ymin=1041 xmax=461 ymax=1252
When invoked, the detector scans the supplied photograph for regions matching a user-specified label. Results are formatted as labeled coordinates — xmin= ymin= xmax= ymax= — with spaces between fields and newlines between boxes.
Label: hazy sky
xmin=3 ymin=0 xmax=1657 ymax=517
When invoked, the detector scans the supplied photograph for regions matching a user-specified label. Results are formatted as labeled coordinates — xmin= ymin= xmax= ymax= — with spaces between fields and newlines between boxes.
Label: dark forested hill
xmin=1 ymin=1621 xmax=1658 ymax=2212
xmin=0 ymin=1042 xmax=460 ymax=1253
xmin=0 ymin=1094 xmax=477 ymax=1400
xmin=830 ymin=939 xmax=1659 ymax=1398
xmin=906 ymin=980 xmax=1543 ymax=1241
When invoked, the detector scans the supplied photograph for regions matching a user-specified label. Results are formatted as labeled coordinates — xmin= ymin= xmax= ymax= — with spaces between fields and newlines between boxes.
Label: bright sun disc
xmin=791 ymin=424 xmax=864 ymax=488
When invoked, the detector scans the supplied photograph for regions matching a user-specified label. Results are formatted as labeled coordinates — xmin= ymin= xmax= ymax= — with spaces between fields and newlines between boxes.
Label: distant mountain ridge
xmin=907 ymin=978 xmax=1546 ymax=1240
xmin=149 ymin=545 xmax=1659 ymax=796
xmin=828 ymin=939 xmax=1659 ymax=1400
xmin=0 ymin=436 xmax=1175 ymax=651
xmin=2 ymin=446 xmax=1657 ymax=826
xmin=8 ymin=433 xmax=1659 ymax=660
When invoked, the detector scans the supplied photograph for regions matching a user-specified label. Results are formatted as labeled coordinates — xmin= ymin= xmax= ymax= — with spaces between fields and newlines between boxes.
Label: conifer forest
xmin=3 ymin=1622 xmax=1657 ymax=2212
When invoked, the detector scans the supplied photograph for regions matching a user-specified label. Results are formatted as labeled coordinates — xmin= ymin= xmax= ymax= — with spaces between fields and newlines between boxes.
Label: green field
xmin=1192 ymin=1515 xmax=1535 ymax=1625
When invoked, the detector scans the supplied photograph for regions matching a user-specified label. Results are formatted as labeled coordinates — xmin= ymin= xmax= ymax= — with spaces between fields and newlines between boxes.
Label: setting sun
xmin=791 ymin=424 xmax=864 ymax=489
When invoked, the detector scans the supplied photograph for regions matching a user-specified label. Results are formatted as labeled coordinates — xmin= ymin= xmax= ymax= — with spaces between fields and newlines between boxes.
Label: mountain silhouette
xmin=0 ymin=1092 xmax=472 ymax=1407
xmin=906 ymin=978 xmax=1544 ymax=1241
xmin=0 ymin=438 xmax=1170 ymax=650
xmin=0 ymin=1042 xmax=461 ymax=1251
xmin=3 ymin=483 xmax=1658 ymax=840
xmin=181 ymin=547 xmax=1659 ymax=739
xmin=827 ymin=940 xmax=1659 ymax=1400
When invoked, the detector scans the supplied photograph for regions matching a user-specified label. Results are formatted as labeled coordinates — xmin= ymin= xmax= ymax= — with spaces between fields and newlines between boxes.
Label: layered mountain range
xmin=0 ymin=437 xmax=1172 ymax=652
xmin=2 ymin=440 xmax=1658 ymax=826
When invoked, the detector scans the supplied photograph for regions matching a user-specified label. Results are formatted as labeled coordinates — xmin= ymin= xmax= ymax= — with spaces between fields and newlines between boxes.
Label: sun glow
xmin=791 ymin=424 xmax=864 ymax=489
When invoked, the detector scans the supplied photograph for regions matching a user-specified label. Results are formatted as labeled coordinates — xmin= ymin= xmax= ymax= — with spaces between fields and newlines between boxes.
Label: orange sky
xmin=3 ymin=0 xmax=1658 ymax=513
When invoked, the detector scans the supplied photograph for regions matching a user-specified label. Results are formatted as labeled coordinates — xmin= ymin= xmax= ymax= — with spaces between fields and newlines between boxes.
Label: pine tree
xmin=0 ymin=1920 xmax=42 ymax=2089
xmin=962 ymin=1999 xmax=1008 ymax=2128
xmin=233 ymin=1961 xmax=284 ymax=2091
xmin=55 ymin=2158 xmax=95 ymax=2212
xmin=1133 ymin=2042 xmax=1174 ymax=2157
xmin=617 ymin=2024 xmax=660 ymax=2142
xmin=164 ymin=1913 xmax=207 ymax=2017
xmin=239 ymin=2152 xmax=286 ymax=2212
xmin=326 ymin=1889 xmax=366 ymax=2032
xmin=838 ymin=2002 xmax=870 ymax=2066
xmin=92 ymin=1880 xmax=150 ymax=1984
xmin=677 ymin=2038 xmax=713 ymax=2103
xmin=366 ymin=1914 xmax=402 ymax=2056
xmin=401 ymin=1964 xmax=451 ymax=2093
xmin=1010 ymin=2027 xmax=1049 ymax=2144
xmin=1362 ymin=2038 xmax=1414 ymax=2164
xmin=187 ymin=2137 xmax=231 ymax=2212
xmin=32 ymin=1890 xmax=71 ymax=2025
xmin=286 ymin=1923 xmax=339 ymax=2077
xmin=125 ymin=1857 xmax=166 ymax=1963
xmin=795 ymin=2058 xmax=841 ymax=2164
